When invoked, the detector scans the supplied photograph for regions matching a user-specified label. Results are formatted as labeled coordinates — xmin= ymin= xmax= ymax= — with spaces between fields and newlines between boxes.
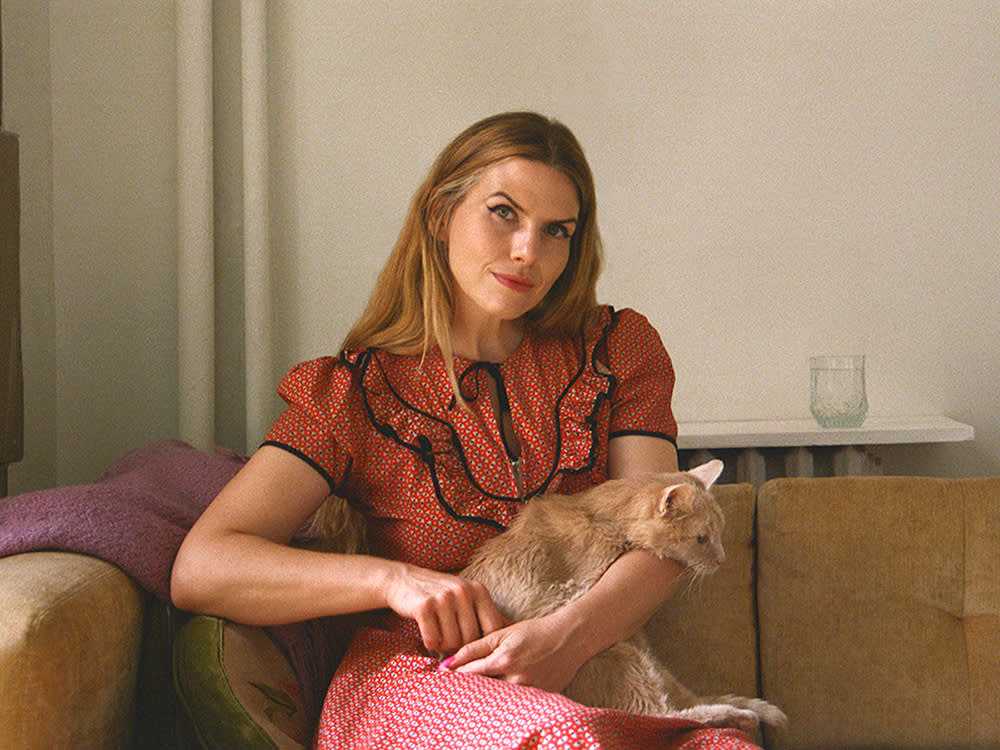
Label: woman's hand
xmin=440 ymin=550 xmax=684 ymax=694
xmin=440 ymin=614 xmax=584 ymax=693
xmin=383 ymin=563 xmax=509 ymax=654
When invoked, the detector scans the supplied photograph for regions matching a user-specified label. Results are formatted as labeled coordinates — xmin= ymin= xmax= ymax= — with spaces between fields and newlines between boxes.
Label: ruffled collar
xmin=340 ymin=309 xmax=618 ymax=529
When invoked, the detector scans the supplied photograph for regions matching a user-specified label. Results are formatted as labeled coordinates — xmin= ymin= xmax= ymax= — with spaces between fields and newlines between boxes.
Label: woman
xmin=171 ymin=112 xmax=758 ymax=749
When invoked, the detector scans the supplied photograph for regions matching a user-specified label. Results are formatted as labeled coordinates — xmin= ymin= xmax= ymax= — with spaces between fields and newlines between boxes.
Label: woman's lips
xmin=492 ymin=272 xmax=535 ymax=292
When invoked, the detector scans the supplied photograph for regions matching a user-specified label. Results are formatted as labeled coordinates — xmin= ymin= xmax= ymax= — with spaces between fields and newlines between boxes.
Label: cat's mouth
xmin=685 ymin=559 xmax=723 ymax=577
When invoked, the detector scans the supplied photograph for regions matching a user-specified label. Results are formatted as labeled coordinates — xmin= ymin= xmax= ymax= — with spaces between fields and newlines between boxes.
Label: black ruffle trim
xmin=340 ymin=310 xmax=619 ymax=530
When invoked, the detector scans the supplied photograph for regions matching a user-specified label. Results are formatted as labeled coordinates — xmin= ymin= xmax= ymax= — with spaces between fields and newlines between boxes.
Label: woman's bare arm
xmin=170 ymin=445 xmax=505 ymax=649
xmin=556 ymin=434 xmax=683 ymax=655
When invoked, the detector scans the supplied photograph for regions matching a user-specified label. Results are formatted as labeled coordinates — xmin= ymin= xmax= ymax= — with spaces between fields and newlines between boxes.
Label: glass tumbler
xmin=809 ymin=355 xmax=868 ymax=428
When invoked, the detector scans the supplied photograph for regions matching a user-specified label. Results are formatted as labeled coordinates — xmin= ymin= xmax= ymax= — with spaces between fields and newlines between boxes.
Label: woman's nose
xmin=511 ymin=229 xmax=540 ymax=264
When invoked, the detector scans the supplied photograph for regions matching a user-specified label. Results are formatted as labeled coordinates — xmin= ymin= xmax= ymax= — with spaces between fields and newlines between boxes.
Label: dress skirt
xmin=313 ymin=619 xmax=761 ymax=750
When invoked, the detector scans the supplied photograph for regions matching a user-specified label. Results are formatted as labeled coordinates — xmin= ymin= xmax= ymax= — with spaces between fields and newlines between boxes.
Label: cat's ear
xmin=659 ymin=483 xmax=694 ymax=515
xmin=688 ymin=459 xmax=724 ymax=488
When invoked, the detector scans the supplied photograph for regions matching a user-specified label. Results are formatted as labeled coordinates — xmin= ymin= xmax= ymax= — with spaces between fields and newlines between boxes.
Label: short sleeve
xmin=263 ymin=357 xmax=357 ymax=492
xmin=604 ymin=308 xmax=678 ymax=444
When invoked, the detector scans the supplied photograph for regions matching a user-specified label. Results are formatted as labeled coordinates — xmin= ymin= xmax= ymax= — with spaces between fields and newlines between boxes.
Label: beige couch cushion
xmin=0 ymin=552 xmax=143 ymax=749
xmin=647 ymin=483 xmax=760 ymax=701
xmin=757 ymin=475 xmax=1000 ymax=750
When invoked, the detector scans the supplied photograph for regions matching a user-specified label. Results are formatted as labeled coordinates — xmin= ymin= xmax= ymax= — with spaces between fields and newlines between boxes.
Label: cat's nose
xmin=715 ymin=546 xmax=726 ymax=566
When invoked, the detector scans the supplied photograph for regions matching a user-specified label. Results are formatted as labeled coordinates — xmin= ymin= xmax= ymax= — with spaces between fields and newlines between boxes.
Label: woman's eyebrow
xmin=490 ymin=191 xmax=578 ymax=225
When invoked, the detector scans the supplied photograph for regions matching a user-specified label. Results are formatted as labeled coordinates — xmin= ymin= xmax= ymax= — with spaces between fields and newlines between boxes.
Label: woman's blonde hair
xmin=343 ymin=112 xmax=603 ymax=374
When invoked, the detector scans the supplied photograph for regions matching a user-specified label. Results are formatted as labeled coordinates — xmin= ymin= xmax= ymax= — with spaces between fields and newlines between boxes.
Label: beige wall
xmin=5 ymin=1 xmax=999 ymax=492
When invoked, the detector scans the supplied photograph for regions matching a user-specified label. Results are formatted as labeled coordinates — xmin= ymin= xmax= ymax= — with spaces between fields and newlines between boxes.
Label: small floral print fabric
xmin=265 ymin=306 xmax=759 ymax=749
xmin=314 ymin=619 xmax=757 ymax=750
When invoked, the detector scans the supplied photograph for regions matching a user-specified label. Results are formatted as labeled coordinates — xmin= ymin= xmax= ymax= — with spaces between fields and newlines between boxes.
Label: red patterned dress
xmin=265 ymin=306 xmax=758 ymax=750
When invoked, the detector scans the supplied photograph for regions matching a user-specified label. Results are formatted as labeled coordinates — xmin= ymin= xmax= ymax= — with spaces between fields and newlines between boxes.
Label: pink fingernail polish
xmin=438 ymin=656 xmax=455 ymax=671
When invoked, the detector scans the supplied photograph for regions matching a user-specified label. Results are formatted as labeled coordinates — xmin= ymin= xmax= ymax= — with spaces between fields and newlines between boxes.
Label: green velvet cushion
xmin=173 ymin=616 xmax=311 ymax=750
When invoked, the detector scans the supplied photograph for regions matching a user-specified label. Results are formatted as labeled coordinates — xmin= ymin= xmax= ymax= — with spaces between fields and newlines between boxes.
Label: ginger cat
xmin=461 ymin=459 xmax=786 ymax=732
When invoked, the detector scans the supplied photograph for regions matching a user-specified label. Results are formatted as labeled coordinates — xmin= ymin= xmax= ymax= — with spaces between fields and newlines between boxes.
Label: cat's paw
xmin=715 ymin=708 xmax=760 ymax=733
xmin=753 ymin=701 xmax=787 ymax=728
xmin=676 ymin=704 xmax=760 ymax=732
xmin=716 ymin=695 xmax=788 ymax=728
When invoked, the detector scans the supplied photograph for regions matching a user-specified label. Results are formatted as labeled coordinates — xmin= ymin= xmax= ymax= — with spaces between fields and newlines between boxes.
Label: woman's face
xmin=444 ymin=157 xmax=579 ymax=337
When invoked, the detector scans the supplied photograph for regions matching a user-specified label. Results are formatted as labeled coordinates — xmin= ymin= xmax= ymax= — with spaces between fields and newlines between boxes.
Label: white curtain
xmin=176 ymin=0 xmax=274 ymax=453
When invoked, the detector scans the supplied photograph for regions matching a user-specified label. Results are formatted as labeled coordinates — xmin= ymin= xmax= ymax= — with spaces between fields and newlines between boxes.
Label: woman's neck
xmin=450 ymin=316 xmax=525 ymax=363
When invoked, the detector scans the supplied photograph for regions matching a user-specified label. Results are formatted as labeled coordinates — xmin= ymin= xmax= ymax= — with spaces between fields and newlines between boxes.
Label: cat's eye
xmin=696 ymin=535 xmax=708 ymax=544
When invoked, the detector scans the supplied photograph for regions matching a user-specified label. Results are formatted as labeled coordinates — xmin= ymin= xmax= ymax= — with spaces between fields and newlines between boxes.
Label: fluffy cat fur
xmin=461 ymin=459 xmax=787 ymax=732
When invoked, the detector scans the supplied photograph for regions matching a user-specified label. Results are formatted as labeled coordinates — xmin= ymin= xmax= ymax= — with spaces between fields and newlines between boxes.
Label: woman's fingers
xmin=439 ymin=617 xmax=582 ymax=693
xmin=441 ymin=633 xmax=500 ymax=673
xmin=424 ymin=583 xmax=482 ymax=653
xmin=442 ymin=580 xmax=504 ymax=651
xmin=474 ymin=596 xmax=509 ymax=636
xmin=387 ymin=565 xmax=505 ymax=653
xmin=413 ymin=607 xmax=445 ymax=655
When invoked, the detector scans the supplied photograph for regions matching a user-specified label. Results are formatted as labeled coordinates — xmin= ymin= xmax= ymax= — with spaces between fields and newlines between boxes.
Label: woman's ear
xmin=426 ymin=194 xmax=448 ymax=242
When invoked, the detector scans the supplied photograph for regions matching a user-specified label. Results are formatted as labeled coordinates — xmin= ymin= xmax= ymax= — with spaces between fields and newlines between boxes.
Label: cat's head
xmin=633 ymin=459 xmax=726 ymax=576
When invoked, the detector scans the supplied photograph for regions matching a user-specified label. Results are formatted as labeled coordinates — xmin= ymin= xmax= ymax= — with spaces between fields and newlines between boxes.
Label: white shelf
xmin=677 ymin=416 xmax=974 ymax=451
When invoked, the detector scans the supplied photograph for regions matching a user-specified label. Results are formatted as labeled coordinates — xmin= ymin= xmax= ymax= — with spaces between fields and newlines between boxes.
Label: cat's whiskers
xmin=680 ymin=568 xmax=709 ymax=599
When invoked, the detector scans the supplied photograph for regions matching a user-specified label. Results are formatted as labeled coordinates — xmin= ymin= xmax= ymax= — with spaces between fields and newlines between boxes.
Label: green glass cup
xmin=810 ymin=355 xmax=868 ymax=428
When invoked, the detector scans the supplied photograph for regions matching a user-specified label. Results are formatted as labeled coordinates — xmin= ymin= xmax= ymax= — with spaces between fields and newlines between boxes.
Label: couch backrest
xmin=646 ymin=482 xmax=760 ymax=702
xmin=757 ymin=475 xmax=1000 ymax=750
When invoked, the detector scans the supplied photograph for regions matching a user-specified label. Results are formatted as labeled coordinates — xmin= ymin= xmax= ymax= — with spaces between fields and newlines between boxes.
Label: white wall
xmin=5 ymin=1 xmax=178 ymax=489
xmin=5 ymin=1 xmax=999 ymax=492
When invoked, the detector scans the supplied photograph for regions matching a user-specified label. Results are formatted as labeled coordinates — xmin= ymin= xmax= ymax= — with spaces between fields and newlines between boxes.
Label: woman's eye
xmin=489 ymin=204 xmax=515 ymax=220
xmin=546 ymin=223 xmax=572 ymax=239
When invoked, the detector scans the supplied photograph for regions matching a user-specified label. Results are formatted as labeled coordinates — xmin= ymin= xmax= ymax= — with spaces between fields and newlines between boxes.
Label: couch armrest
xmin=0 ymin=551 xmax=144 ymax=749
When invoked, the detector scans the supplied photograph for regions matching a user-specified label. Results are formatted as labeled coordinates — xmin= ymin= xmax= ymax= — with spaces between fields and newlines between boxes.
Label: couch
xmin=2 ymin=473 xmax=998 ymax=750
